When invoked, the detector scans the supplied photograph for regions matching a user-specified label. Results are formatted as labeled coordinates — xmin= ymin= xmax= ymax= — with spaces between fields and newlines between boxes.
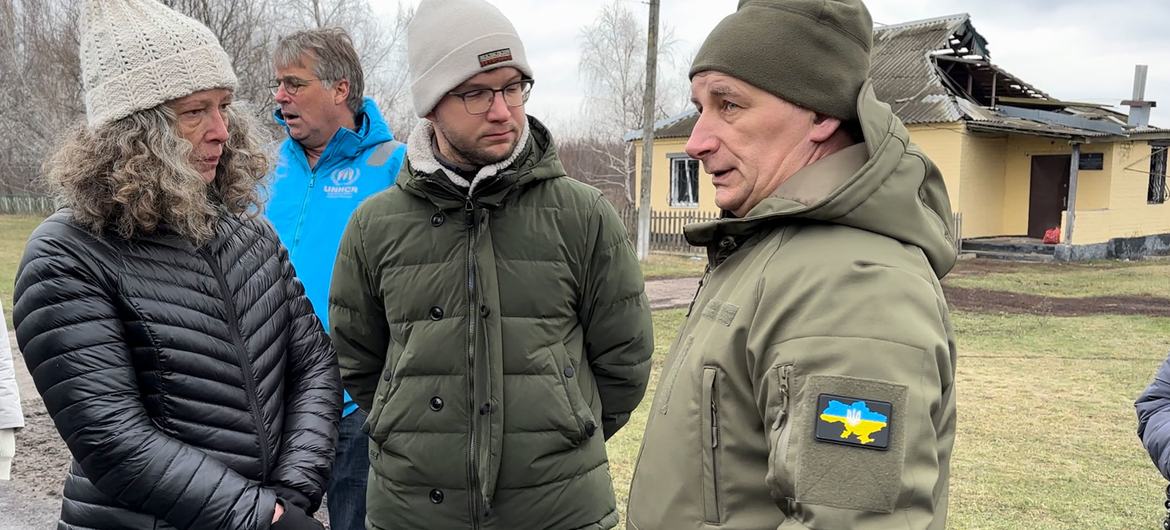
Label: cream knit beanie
xmin=80 ymin=0 xmax=238 ymax=128
xmin=407 ymin=0 xmax=533 ymax=117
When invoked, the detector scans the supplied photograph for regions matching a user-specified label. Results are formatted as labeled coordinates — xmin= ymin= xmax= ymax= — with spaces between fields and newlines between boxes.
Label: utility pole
xmin=635 ymin=0 xmax=659 ymax=260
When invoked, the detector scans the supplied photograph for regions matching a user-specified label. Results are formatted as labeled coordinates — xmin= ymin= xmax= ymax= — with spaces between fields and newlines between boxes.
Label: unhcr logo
xmin=325 ymin=167 xmax=360 ymax=198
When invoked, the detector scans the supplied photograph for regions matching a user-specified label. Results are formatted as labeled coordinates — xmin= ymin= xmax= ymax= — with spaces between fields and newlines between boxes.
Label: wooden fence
xmin=620 ymin=208 xmax=967 ymax=256
xmin=619 ymin=207 xmax=719 ymax=255
xmin=0 ymin=195 xmax=55 ymax=216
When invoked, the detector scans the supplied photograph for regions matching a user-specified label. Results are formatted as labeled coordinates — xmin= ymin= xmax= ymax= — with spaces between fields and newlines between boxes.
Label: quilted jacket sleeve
xmin=12 ymin=225 xmax=278 ymax=530
xmin=329 ymin=208 xmax=390 ymax=412
xmin=578 ymin=196 xmax=654 ymax=440
xmin=268 ymin=236 xmax=342 ymax=513
xmin=1137 ymin=352 xmax=1170 ymax=480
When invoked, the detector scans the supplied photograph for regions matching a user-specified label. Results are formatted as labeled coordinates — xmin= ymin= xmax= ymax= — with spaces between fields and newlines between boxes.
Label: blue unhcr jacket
xmin=267 ymin=97 xmax=405 ymax=417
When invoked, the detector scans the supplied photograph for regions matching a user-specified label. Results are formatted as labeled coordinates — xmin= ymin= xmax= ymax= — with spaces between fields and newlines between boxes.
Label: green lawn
xmin=606 ymin=309 xmax=1170 ymax=529
xmin=945 ymin=260 xmax=1170 ymax=299
xmin=1 ymin=215 xmax=45 ymax=329
xmin=639 ymin=253 xmax=706 ymax=280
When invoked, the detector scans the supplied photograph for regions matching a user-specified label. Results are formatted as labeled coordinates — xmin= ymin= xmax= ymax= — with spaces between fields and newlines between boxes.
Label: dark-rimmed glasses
xmin=447 ymin=79 xmax=534 ymax=115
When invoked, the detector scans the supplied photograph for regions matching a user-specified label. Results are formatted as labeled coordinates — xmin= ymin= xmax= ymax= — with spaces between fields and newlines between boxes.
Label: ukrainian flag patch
xmin=815 ymin=394 xmax=892 ymax=450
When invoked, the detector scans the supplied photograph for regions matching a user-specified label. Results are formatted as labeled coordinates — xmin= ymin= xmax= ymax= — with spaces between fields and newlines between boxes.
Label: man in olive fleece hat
xmin=626 ymin=1 xmax=958 ymax=529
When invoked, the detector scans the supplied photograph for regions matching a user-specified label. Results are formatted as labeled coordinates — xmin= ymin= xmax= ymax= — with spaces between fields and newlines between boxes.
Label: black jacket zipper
xmin=465 ymin=199 xmax=483 ymax=529
xmin=200 ymin=248 xmax=273 ymax=481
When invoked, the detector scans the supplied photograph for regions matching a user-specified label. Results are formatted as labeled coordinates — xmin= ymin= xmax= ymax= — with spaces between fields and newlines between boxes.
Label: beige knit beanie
xmin=407 ymin=0 xmax=533 ymax=117
xmin=80 ymin=0 xmax=238 ymax=128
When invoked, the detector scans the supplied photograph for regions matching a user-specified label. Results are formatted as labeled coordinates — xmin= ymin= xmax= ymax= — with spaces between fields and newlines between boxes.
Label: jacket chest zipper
xmin=686 ymin=264 xmax=712 ymax=318
xmin=465 ymin=199 xmax=484 ymax=528
xmin=200 ymin=249 xmax=273 ymax=481
xmin=701 ymin=367 xmax=722 ymax=524
xmin=292 ymin=170 xmax=317 ymax=250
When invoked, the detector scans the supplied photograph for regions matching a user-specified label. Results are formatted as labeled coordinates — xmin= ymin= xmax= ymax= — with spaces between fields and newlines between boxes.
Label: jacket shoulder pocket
xmin=794 ymin=373 xmax=908 ymax=513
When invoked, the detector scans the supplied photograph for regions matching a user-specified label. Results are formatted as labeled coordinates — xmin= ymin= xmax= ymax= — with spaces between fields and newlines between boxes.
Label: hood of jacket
xmin=396 ymin=115 xmax=566 ymax=210
xmin=684 ymin=80 xmax=957 ymax=278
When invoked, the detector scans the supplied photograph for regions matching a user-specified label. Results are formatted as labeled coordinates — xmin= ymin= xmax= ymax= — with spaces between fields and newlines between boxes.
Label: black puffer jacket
xmin=12 ymin=210 xmax=341 ymax=530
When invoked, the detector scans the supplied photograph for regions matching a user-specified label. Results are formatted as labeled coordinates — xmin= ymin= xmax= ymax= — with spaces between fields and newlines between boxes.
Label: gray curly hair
xmin=44 ymin=101 xmax=271 ymax=244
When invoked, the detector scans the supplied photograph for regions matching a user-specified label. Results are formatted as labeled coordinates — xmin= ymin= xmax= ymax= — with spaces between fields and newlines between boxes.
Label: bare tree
xmin=0 ymin=0 xmax=82 ymax=195
xmin=0 ymin=0 xmax=416 ymax=195
xmin=575 ymin=0 xmax=685 ymax=203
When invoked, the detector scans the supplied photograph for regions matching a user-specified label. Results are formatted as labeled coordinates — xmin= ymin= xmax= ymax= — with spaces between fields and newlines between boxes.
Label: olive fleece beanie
xmin=690 ymin=0 xmax=873 ymax=121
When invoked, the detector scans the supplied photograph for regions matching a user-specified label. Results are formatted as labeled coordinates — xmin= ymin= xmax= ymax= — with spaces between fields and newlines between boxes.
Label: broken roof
xmin=629 ymin=13 xmax=1169 ymax=143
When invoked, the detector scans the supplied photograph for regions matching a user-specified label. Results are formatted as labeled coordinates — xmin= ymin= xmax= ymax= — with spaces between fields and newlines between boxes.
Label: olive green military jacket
xmin=627 ymin=82 xmax=958 ymax=530
xmin=330 ymin=117 xmax=653 ymax=530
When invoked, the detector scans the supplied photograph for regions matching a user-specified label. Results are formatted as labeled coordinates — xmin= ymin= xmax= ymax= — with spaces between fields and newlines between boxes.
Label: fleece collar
xmin=406 ymin=118 xmax=531 ymax=194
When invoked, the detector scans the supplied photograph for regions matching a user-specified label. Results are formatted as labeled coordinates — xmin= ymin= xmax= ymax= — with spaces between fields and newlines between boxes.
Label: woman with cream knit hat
xmin=12 ymin=1 xmax=340 ymax=528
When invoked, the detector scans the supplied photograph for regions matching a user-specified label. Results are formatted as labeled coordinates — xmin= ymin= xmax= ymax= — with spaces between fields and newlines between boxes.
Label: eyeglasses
xmin=268 ymin=77 xmax=327 ymax=96
xmin=447 ymin=79 xmax=534 ymax=115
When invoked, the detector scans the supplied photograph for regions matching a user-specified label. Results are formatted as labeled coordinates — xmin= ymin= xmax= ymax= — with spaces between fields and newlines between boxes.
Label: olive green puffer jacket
xmin=330 ymin=116 xmax=653 ymax=530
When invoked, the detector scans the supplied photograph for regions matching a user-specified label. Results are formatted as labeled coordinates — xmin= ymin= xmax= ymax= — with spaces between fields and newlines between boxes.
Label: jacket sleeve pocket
xmin=794 ymin=373 xmax=908 ymax=513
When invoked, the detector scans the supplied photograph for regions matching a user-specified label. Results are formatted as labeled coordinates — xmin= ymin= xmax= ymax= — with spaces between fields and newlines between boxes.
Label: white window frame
xmin=669 ymin=155 xmax=700 ymax=208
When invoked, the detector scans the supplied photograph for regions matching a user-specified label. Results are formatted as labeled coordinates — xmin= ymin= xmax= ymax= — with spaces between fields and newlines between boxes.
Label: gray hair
xmin=275 ymin=28 xmax=365 ymax=114
xmin=44 ymin=102 xmax=271 ymax=244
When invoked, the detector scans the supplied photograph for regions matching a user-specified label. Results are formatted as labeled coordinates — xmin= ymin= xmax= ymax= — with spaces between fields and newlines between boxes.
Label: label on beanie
xmin=478 ymin=48 xmax=513 ymax=68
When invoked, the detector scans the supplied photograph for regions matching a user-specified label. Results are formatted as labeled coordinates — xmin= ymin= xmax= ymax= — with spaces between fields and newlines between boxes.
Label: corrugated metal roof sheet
xmin=871 ymin=14 xmax=968 ymax=124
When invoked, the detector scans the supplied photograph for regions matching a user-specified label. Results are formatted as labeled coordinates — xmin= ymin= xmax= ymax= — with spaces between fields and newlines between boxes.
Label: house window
xmin=1150 ymin=144 xmax=1167 ymax=204
xmin=670 ymin=156 xmax=700 ymax=208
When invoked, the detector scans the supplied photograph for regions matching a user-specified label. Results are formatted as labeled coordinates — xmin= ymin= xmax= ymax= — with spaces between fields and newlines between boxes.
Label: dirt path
xmin=944 ymin=286 xmax=1170 ymax=317
xmin=646 ymin=277 xmax=700 ymax=310
xmin=1 ymin=333 xmax=64 ymax=529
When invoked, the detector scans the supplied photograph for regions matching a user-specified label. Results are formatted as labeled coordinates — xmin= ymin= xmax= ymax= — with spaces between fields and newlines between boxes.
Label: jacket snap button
xmin=429 ymin=489 xmax=444 ymax=504
xmin=584 ymin=420 xmax=597 ymax=438
xmin=429 ymin=306 xmax=444 ymax=320
xmin=383 ymin=369 xmax=393 ymax=381
xmin=429 ymin=396 xmax=444 ymax=411
xmin=563 ymin=365 xmax=575 ymax=378
xmin=480 ymin=304 xmax=490 ymax=318
xmin=479 ymin=402 xmax=492 ymax=415
xmin=431 ymin=212 xmax=445 ymax=227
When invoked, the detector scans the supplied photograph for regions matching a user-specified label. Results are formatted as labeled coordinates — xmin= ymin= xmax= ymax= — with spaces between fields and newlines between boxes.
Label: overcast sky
xmin=380 ymin=0 xmax=1170 ymax=128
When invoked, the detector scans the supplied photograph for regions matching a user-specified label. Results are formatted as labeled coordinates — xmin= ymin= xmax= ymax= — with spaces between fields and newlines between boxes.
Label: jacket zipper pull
xmin=711 ymin=400 xmax=719 ymax=449
xmin=464 ymin=199 xmax=476 ymax=228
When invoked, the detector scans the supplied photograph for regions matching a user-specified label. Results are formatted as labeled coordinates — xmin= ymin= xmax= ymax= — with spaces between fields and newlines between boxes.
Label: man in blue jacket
xmin=266 ymin=27 xmax=406 ymax=530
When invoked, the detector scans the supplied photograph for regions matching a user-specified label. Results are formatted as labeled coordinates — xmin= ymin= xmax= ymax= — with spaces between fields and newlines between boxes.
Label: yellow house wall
xmin=954 ymin=133 xmax=1007 ymax=238
xmin=1070 ymin=141 xmax=1170 ymax=245
xmin=634 ymin=128 xmax=1170 ymax=246
xmin=632 ymin=137 xmax=721 ymax=214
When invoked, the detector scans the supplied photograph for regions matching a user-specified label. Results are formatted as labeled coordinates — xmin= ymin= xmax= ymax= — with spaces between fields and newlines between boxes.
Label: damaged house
xmin=628 ymin=14 xmax=1170 ymax=260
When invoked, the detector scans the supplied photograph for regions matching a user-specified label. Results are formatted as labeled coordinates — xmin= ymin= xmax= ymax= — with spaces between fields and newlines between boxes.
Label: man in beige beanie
xmin=329 ymin=0 xmax=653 ymax=528
xmin=626 ymin=1 xmax=957 ymax=528
xmin=12 ymin=0 xmax=341 ymax=529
